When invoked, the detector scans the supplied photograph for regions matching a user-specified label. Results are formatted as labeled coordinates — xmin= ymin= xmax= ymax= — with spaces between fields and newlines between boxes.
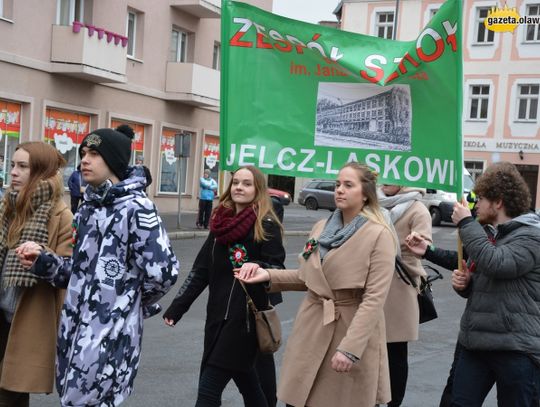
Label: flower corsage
xmin=302 ymin=238 xmax=318 ymax=260
xmin=229 ymin=243 xmax=249 ymax=267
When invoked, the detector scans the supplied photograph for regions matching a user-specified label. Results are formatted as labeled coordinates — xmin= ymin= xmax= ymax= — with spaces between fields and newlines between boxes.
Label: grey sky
xmin=272 ymin=0 xmax=339 ymax=24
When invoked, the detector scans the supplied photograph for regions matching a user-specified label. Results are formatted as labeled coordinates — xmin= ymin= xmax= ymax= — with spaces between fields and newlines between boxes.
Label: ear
xmin=494 ymin=199 xmax=504 ymax=210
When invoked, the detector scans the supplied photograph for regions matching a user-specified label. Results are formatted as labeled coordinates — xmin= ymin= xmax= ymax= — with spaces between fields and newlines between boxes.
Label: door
xmin=515 ymin=164 xmax=538 ymax=211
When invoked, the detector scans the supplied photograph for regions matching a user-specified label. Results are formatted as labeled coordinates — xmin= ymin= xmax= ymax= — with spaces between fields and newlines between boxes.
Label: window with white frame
xmin=516 ymin=84 xmax=539 ymax=121
xmin=212 ymin=42 xmax=221 ymax=70
xmin=375 ymin=12 xmax=394 ymax=39
xmin=127 ymin=11 xmax=137 ymax=57
xmin=465 ymin=160 xmax=484 ymax=182
xmin=430 ymin=8 xmax=440 ymax=18
xmin=169 ymin=28 xmax=188 ymax=63
xmin=525 ymin=4 xmax=540 ymax=42
xmin=468 ymin=85 xmax=490 ymax=120
xmin=475 ymin=7 xmax=495 ymax=43
xmin=57 ymin=0 xmax=84 ymax=25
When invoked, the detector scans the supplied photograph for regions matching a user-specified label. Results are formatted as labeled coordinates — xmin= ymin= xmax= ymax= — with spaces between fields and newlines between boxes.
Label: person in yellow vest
xmin=466 ymin=190 xmax=477 ymax=218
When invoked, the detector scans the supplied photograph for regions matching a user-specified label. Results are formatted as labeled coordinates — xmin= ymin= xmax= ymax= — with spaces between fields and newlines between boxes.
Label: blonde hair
xmin=217 ymin=166 xmax=283 ymax=242
xmin=5 ymin=142 xmax=66 ymax=246
xmin=340 ymin=162 xmax=395 ymax=237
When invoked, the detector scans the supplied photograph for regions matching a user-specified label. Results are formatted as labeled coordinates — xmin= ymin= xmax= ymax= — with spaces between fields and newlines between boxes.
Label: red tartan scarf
xmin=210 ymin=205 xmax=257 ymax=245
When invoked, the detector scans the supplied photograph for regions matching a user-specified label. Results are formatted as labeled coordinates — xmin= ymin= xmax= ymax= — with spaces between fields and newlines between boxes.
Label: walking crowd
xmin=0 ymin=125 xmax=539 ymax=407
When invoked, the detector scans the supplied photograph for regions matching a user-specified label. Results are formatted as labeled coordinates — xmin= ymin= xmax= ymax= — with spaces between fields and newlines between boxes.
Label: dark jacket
xmin=457 ymin=213 xmax=540 ymax=365
xmin=67 ymin=169 xmax=86 ymax=198
xmin=164 ymin=217 xmax=285 ymax=371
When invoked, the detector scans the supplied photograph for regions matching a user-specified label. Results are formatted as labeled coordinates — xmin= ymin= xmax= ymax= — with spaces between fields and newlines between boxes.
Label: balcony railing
xmin=165 ymin=62 xmax=220 ymax=107
xmin=50 ymin=24 xmax=127 ymax=83
xmin=170 ymin=0 xmax=220 ymax=18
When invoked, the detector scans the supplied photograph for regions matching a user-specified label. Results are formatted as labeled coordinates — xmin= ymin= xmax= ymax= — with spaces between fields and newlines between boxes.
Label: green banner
xmin=221 ymin=0 xmax=463 ymax=193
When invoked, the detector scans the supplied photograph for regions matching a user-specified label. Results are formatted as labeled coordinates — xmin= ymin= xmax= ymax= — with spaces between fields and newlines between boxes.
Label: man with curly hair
xmin=450 ymin=161 xmax=540 ymax=406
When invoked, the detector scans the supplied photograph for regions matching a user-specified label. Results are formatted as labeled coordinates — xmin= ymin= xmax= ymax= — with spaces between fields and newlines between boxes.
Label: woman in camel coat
xmin=379 ymin=185 xmax=432 ymax=407
xmin=0 ymin=142 xmax=72 ymax=405
xmin=237 ymin=162 xmax=396 ymax=407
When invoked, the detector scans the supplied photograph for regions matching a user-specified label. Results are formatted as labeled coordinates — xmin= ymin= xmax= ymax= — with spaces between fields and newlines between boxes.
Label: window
xmin=516 ymin=84 xmax=539 ymax=121
xmin=475 ymin=7 xmax=495 ymax=43
xmin=212 ymin=42 xmax=221 ymax=70
xmin=376 ymin=12 xmax=394 ymax=39
xmin=169 ymin=28 xmax=188 ymax=63
xmin=44 ymin=108 xmax=91 ymax=187
xmin=159 ymin=129 xmax=190 ymax=194
xmin=525 ymin=4 xmax=540 ymax=42
xmin=57 ymin=0 xmax=84 ymax=25
xmin=111 ymin=120 xmax=145 ymax=165
xmin=127 ymin=11 xmax=136 ymax=57
xmin=468 ymin=85 xmax=490 ymax=120
xmin=465 ymin=160 xmax=484 ymax=182
xmin=430 ymin=8 xmax=440 ymax=18
xmin=0 ymin=101 xmax=21 ymax=185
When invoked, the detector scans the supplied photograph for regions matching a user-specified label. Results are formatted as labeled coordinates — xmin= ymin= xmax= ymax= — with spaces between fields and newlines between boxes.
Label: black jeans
xmin=255 ymin=353 xmax=277 ymax=407
xmin=196 ymin=364 xmax=268 ymax=407
xmin=197 ymin=199 xmax=213 ymax=228
xmin=387 ymin=341 xmax=409 ymax=407
xmin=451 ymin=348 xmax=540 ymax=407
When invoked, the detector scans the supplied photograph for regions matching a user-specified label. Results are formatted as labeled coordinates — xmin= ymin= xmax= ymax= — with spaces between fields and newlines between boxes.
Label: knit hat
xmin=79 ymin=125 xmax=134 ymax=180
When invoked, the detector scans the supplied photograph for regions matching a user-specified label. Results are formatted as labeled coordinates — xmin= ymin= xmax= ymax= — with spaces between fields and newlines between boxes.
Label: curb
xmin=168 ymin=230 xmax=311 ymax=240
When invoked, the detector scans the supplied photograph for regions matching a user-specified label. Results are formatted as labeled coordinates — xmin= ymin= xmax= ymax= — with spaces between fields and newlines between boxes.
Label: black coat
xmin=163 ymin=218 xmax=285 ymax=371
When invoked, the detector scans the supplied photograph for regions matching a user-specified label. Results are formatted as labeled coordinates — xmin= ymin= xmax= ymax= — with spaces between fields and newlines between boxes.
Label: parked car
xmin=420 ymin=172 xmax=475 ymax=226
xmin=298 ymin=180 xmax=336 ymax=211
xmin=268 ymin=187 xmax=291 ymax=206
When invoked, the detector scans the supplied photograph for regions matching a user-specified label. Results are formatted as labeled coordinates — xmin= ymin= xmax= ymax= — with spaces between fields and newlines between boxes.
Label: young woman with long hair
xmin=163 ymin=165 xmax=285 ymax=407
xmin=0 ymin=142 xmax=72 ymax=406
xmin=237 ymin=162 xmax=397 ymax=407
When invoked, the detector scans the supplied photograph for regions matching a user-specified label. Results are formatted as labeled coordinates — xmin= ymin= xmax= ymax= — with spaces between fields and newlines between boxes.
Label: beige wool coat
xmin=269 ymin=218 xmax=396 ymax=407
xmin=0 ymin=199 xmax=72 ymax=393
xmin=383 ymin=196 xmax=432 ymax=343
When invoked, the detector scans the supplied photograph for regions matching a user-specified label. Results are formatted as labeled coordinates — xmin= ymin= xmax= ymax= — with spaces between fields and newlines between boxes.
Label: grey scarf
xmin=318 ymin=209 xmax=367 ymax=260
xmin=378 ymin=190 xmax=421 ymax=224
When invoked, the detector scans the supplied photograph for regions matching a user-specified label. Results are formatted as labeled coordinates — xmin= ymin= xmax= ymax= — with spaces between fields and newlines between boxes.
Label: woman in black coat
xmin=164 ymin=165 xmax=285 ymax=407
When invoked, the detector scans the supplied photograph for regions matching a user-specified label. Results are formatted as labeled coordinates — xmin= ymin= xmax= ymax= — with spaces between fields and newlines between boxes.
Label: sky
xmin=272 ymin=0 xmax=339 ymax=24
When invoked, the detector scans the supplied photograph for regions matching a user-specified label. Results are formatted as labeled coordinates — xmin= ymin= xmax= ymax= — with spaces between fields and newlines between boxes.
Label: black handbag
xmin=395 ymin=258 xmax=442 ymax=324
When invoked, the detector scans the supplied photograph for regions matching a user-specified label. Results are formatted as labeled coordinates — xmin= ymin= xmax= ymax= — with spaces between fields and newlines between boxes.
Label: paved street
xmin=33 ymin=208 xmax=496 ymax=406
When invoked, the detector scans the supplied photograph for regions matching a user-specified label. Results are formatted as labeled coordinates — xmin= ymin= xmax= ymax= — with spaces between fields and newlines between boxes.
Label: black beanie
xmin=79 ymin=125 xmax=134 ymax=180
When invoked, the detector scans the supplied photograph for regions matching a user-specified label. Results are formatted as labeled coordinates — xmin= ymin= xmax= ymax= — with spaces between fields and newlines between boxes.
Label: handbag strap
xmin=395 ymin=256 xmax=418 ymax=289
xmin=238 ymin=280 xmax=259 ymax=314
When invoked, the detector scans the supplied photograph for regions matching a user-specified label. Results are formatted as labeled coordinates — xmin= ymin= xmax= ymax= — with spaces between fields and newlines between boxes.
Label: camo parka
xmin=32 ymin=167 xmax=179 ymax=407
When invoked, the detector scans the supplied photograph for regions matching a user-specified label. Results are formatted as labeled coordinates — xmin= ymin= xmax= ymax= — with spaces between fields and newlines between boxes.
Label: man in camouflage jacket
xmin=18 ymin=126 xmax=179 ymax=406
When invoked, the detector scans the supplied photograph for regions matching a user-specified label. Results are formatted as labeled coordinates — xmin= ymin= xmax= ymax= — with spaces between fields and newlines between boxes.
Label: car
xmin=420 ymin=171 xmax=475 ymax=226
xmin=298 ymin=180 xmax=336 ymax=211
xmin=268 ymin=187 xmax=291 ymax=206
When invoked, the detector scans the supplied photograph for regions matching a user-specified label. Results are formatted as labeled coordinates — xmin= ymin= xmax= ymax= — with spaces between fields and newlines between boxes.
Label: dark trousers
xmin=196 ymin=364 xmax=268 ymax=407
xmin=70 ymin=195 xmax=81 ymax=214
xmin=387 ymin=341 xmax=409 ymax=407
xmin=451 ymin=348 xmax=540 ymax=407
xmin=0 ymin=315 xmax=29 ymax=407
xmin=255 ymin=353 xmax=277 ymax=407
xmin=197 ymin=199 xmax=213 ymax=228
xmin=439 ymin=341 xmax=463 ymax=407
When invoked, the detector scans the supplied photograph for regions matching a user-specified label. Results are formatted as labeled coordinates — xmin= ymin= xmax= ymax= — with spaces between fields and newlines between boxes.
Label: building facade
xmin=0 ymin=0 xmax=271 ymax=212
xmin=334 ymin=0 xmax=540 ymax=209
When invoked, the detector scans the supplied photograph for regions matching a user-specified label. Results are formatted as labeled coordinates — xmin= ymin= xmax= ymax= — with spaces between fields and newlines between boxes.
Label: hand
xmin=331 ymin=351 xmax=353 ymax=373
xmin=405 ymin=231 xmax=429 ymax=257
xmin=452 ymin=198 xmax=472 ymax=225
xmin=164 ymin=318 xmax=176 ymax=327
xmin=15 ymin=241 xmax=42 ymax=269
xmin=234 ymin=262 xmax=260 ymax=280
xmin=234 ymin=267 xmax=270 ymax=284
xmin=452 ymin=260 xmax=471 ymax=291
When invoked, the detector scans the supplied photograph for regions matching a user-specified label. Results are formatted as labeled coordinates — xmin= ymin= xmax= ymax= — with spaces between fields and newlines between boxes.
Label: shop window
xmin=44 ymin=108 xmax=91 ymax=187
xmin=0 ymin=101 xmax=22 ymax=185
xmin=159 ymin=129 xmax=189 ymax=194
xmin=111 ymin=120 xmax=145 ymax=165
xmin=203 ymin=135 xmax=220 ymax=191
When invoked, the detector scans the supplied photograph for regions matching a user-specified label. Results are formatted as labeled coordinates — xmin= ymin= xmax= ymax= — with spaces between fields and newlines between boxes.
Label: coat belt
xmin=307 ymin=290 xmax=361 ymax=326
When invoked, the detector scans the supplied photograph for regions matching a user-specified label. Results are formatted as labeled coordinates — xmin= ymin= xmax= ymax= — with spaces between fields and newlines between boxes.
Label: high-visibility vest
xmin=467 ymin=191 xmax=477 ymax=210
